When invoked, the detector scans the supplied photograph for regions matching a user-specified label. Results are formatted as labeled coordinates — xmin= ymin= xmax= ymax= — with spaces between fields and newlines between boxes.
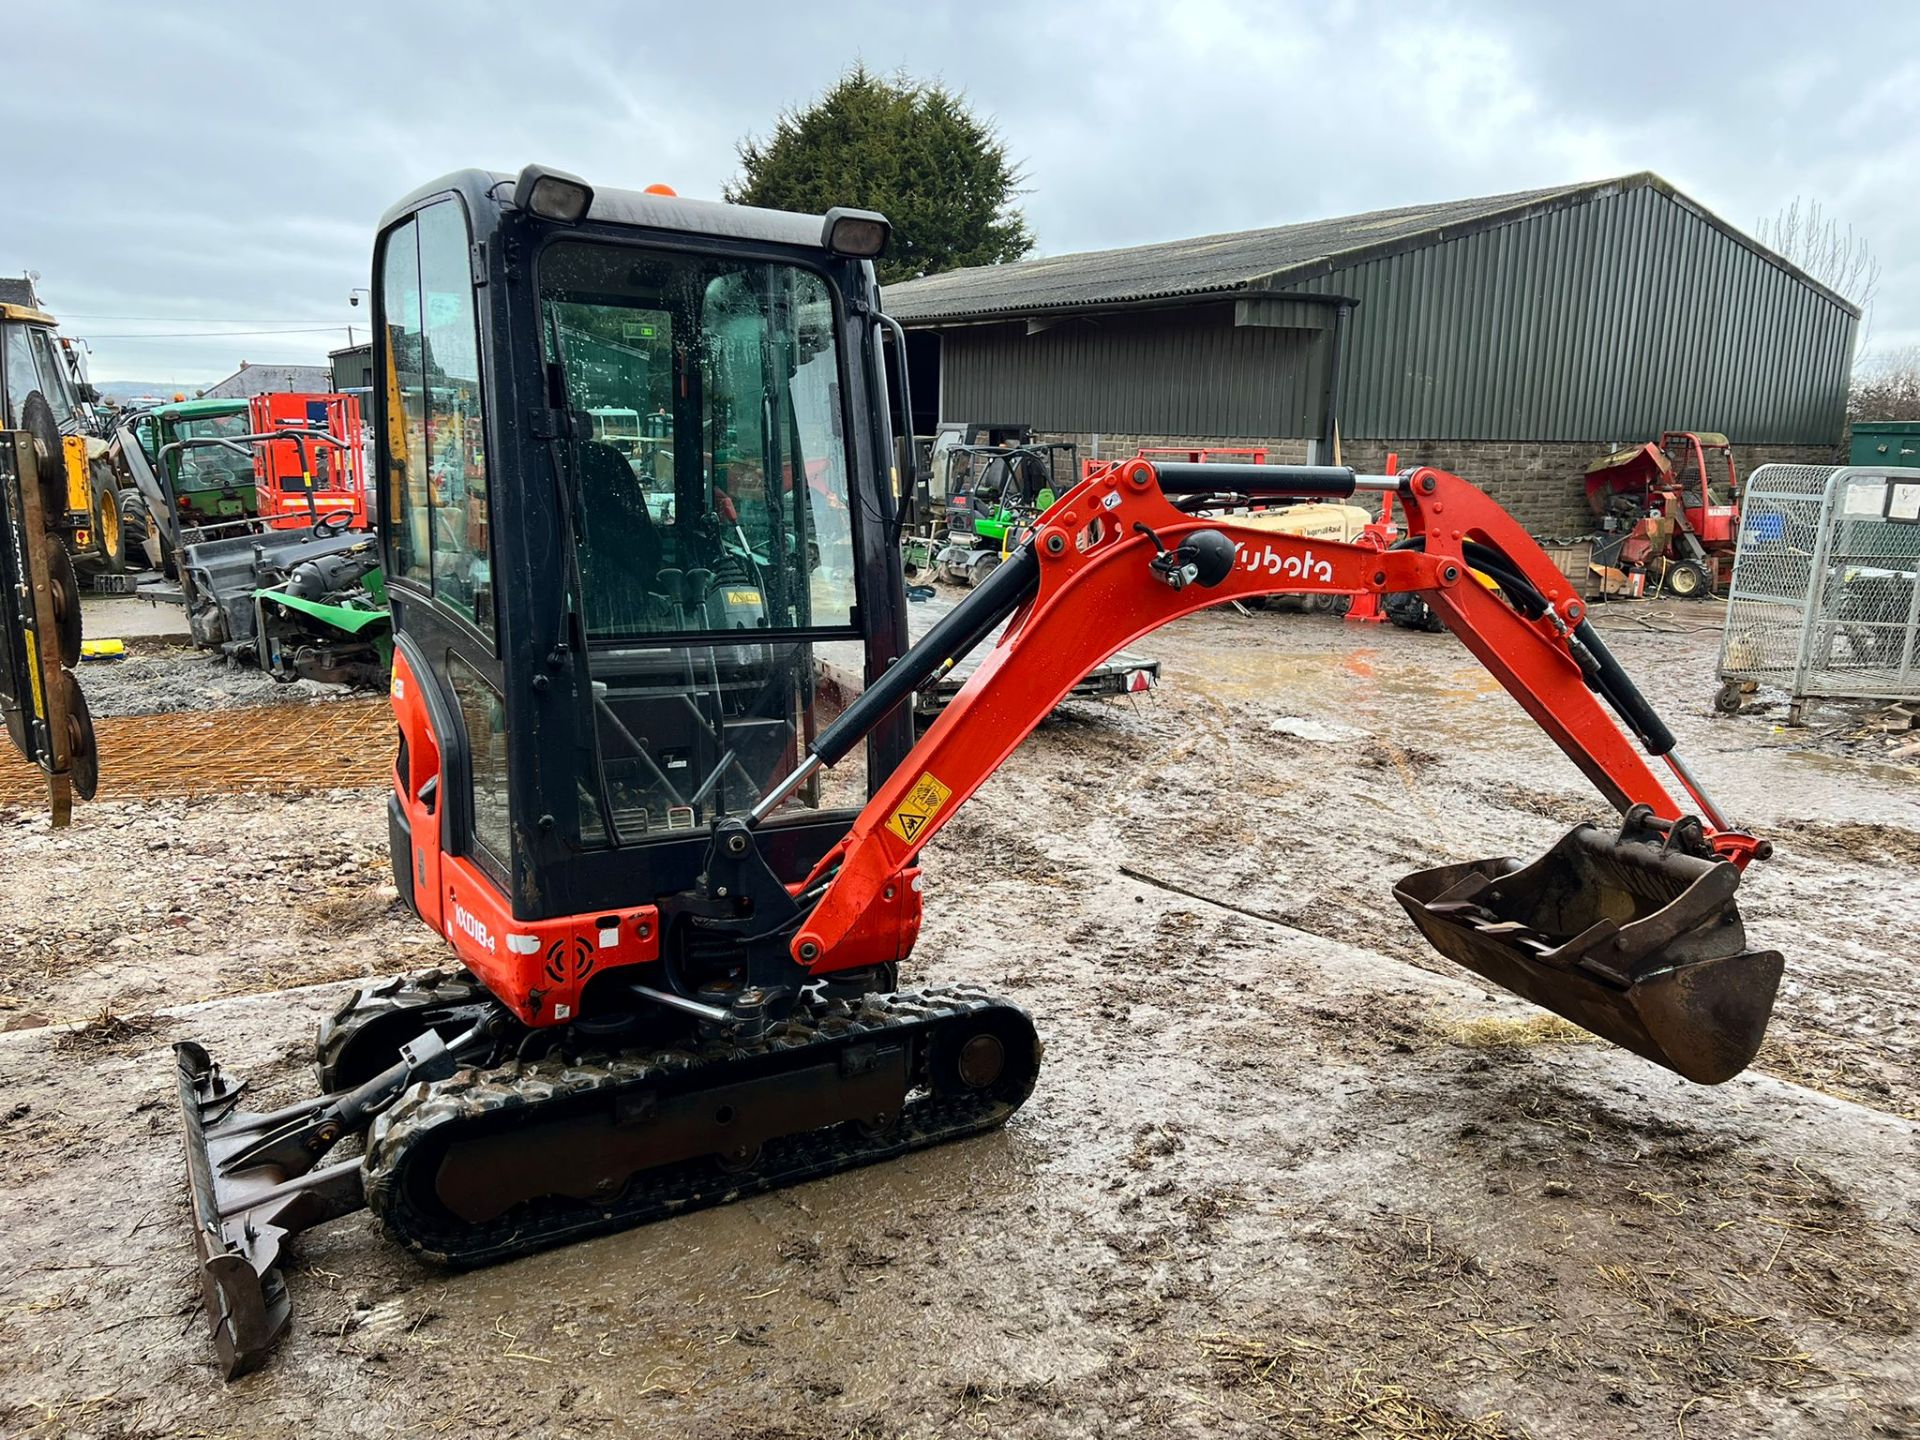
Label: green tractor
xmin=112 ymin=398 xmax=256 ymax=573
xmin=931 ymin=441 xmax=1075 ymax=585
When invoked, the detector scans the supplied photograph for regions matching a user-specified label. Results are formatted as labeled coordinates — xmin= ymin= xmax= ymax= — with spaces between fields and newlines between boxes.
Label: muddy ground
xmin=1 ymin=600 xmax=1916 ymax=1439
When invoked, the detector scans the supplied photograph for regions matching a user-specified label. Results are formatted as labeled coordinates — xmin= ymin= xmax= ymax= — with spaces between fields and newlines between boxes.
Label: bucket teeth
xmin=1395 ymin=819 xmax=1783 ymax=1084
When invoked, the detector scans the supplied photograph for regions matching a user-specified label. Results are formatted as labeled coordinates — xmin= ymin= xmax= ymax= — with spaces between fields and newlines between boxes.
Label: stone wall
xmin=1049 ymin=432 xmax=1845 ymax=537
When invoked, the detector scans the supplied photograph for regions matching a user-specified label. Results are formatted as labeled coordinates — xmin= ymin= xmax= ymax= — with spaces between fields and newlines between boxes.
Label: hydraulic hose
xmin=1568 ymin=620 xmax=1677 ymax=756
xmin=1393 ymin=536 xmax=1676 ymax=757
xmin=810 ymin=543 xmax=1041 ymax=768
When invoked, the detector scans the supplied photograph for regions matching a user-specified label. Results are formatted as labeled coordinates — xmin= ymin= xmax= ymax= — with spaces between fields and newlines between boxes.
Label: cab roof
xmin=151 ymin=397 xmax=249 ymax=420
xmin=380 ymin=169 xmax=828 ymax=252
xmin=0 ymin=302 xmax=57 ymax=326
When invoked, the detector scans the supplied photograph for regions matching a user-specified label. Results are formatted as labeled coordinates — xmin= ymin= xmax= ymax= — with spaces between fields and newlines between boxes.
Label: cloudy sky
xmin=5 ymin=0 xmax=1914 ymax=385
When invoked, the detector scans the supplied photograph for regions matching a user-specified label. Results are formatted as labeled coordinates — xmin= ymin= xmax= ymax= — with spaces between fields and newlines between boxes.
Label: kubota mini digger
xmin=174 ymin=165 xmax=1784 ymax=1378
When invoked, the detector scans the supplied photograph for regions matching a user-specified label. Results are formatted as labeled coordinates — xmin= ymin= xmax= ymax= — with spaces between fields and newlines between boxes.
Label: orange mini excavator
xmin=175 ymin=166 xmax=1783 ymax=1376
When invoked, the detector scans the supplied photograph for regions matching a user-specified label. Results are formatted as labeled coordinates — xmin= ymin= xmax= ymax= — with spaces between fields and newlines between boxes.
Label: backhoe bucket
xmin=1393 ymin=817 xmax=1782 ymax=1084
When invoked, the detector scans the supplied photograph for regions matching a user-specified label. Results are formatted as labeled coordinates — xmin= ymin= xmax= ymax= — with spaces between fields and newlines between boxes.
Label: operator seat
xmin=576 ymin=439 xmax=663 ymax=633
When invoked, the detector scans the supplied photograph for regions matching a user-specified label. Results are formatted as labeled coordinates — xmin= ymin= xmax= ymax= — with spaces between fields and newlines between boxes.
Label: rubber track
xmin=362 ymin=984 xmax=1040 ymax=1267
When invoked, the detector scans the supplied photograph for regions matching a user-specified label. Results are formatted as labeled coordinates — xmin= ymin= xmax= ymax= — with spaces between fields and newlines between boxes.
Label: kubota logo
xmin=451 ymin=902 xmax=496 ymax=953
xmin=1236 ymin=542 xmax=1334 ymax=584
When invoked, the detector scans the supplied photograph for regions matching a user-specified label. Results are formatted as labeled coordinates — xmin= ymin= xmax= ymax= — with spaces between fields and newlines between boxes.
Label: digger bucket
xmin=1393 ymin=818 xmax=1783 ymax=1084
xmin=176 ymin=1042 xmax=364 ymax=1377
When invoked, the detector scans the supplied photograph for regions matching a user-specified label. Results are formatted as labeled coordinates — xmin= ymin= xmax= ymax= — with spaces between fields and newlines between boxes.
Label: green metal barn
xmin=884 ymin=173 xmax=1859 ymax=533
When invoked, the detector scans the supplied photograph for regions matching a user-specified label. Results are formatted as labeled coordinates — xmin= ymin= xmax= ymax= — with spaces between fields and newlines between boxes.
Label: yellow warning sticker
xmin=725 ymin=589 xmax=762 ymax=606
xmin=885 ymin=771 xmax=953 ymax=844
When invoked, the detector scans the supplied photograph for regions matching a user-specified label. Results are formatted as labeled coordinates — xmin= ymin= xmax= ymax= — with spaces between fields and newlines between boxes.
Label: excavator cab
xmin=370 ymin=168 xmax=916 ymax=971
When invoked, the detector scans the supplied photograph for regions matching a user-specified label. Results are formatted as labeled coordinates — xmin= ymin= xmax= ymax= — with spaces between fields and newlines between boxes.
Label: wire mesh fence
xmin=0 ymin=696 xmax=389 ymax=807
xmin=1719 ymin=465 xmax=1920 ymax=718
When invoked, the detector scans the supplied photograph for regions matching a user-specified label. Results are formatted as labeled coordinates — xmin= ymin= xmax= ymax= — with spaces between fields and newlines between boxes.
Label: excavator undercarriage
xmin=180 ymin=982 xmax=1036 ymax=1374
xmin=172 ymin=164 xmax=1783 ymax=1378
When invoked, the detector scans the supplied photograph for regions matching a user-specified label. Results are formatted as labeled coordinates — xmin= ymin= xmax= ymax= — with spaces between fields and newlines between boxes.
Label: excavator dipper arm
xmin=785 ymin=459 xmax=1782 ymax=1085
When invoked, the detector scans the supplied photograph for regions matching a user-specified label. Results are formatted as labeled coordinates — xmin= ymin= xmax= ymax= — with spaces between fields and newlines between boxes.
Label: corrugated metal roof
xmin=201 ymin=362 xmax=335 ymax=398
xmin=883 ymin=173 xmax=1860 ymax=324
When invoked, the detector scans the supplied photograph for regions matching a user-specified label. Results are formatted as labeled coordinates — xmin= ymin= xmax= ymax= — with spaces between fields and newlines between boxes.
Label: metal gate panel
xmin=1720 ymin=464 xmax=1920 ymax=712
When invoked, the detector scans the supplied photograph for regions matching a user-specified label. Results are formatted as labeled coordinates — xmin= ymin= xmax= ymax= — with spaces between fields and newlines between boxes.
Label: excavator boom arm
xmin=792 ymin=459 xmax=1763 ymax=971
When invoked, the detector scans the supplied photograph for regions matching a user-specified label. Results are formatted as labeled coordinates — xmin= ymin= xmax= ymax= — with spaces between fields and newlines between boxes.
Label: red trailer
xmin=247 ymin=392 xmax=369 ymax=531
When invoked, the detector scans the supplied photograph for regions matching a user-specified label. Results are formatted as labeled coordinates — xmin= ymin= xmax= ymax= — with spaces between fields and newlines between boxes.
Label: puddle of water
xmin=1270 ymin=716 xmax=1371 ymax=743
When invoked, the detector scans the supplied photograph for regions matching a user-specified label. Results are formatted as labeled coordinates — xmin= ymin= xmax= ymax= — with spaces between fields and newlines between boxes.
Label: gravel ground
xmin=1 ymin=600 xmax=1915 ymax=1439
xmin=74 ymin=644 xmax=352 ymax=719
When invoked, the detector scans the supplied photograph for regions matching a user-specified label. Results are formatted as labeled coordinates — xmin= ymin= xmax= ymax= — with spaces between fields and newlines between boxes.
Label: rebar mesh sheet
xmin=0 ymin=697 xmax=390 ymax=807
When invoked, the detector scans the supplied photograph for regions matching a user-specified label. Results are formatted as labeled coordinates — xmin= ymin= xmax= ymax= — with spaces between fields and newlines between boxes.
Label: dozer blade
xmin=175 ymin=1042 xmax=365 ymax=1378
xmin=1393 ymin=815 xmax=1783 ymax=1084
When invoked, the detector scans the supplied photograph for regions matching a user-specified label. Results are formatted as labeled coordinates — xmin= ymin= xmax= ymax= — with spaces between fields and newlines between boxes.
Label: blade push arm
xmin=790 ymin=459 xmax=1760 ymax=971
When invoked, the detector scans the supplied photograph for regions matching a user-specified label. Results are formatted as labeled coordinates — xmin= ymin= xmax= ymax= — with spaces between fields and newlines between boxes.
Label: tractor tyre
xmin=118 ymin=489 xmax=157 ymax=572
xmin=89 ymin=471 xmax=126 ymax=575
xmin=1384 ymin=590 xmax=1445 ymax=633
xmin=969 ymin=553 xmax=1003 ymax=586
xmin=1667 ymin=560 xmax=1709 ymax=599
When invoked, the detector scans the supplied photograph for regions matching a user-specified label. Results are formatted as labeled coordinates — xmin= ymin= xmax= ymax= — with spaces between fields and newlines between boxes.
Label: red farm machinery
xmin=1585 ymin=432 xmax=1744 ymax=599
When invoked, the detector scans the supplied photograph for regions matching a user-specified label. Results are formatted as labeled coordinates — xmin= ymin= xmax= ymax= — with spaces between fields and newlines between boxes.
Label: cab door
xmin=376 ymin=197 xmax=509 ymax=929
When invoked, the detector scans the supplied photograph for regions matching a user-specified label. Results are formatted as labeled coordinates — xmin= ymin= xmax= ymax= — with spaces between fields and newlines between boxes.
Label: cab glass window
xmin=380 ymin=199 xmax=494 ymax=633
xmin=172 ymin=411 xmax=253 ymax=492
xmin=3 ymin=327 xmax=36 ymax=426
xmin=538 ymin=240 xmax=857 ymax=641
xmin=27 ymin=330 xmax=76 ymax=417
xmin=448 ymin=651 xmax=511 ymax=866
xmin=380 ymin=220 xmax=431 ymax=589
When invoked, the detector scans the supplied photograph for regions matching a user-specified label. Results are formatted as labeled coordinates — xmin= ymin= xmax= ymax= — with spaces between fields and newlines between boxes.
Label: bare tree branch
xmin=1755 ymin=196 xmax=1880 ymax=342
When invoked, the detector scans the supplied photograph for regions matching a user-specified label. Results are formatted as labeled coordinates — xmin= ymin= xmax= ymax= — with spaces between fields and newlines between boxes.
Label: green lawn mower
xmin=932 ymin=442 xmax=1075 ymax=586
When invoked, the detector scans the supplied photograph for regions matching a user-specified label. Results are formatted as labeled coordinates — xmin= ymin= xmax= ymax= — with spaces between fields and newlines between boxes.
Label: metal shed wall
xmin=1291 ymin=184 xmax=1857 ymax=443
xmin=936 ymin=303 xmax=1319 ymax=436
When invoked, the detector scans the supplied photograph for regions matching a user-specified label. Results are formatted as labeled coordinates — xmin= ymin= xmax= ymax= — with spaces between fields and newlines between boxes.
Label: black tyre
xmin=88 ymin=469 xmax=125 ymax=575
xmin=1713 ymin=680 xmax=1744 ymax=716
xmin=1667 ymin=559 xmax=1709 ymax=599
xmin=1384 ymin=590 xmax=1445 ymax=633
xmin=117 ymin=488 xmax=155 ymax=571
